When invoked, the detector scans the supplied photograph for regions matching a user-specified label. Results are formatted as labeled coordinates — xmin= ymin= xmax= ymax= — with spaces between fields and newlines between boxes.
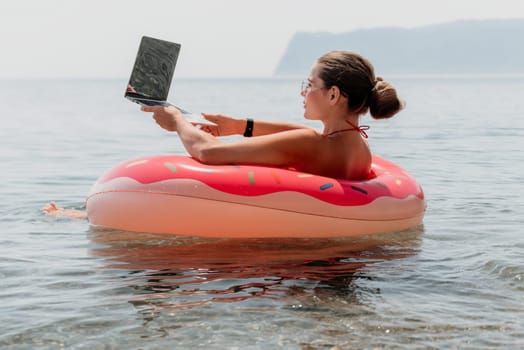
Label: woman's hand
xmin=141 ymin=105 xmax=183 ymax=132
xmin=194 ymin=113 xmax=243 ymax=137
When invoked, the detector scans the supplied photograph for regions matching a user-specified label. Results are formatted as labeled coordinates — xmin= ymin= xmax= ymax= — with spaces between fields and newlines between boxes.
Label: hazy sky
xmin=1 ymin=0 xmax=523 ymax=79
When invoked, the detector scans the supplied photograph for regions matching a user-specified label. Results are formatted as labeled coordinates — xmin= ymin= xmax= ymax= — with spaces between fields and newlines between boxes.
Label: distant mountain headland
xmin=274 ymin=19 xmax=524 ymax=76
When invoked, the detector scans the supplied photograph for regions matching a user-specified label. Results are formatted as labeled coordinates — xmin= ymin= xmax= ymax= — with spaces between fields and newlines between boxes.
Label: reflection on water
xmin=89 ymin=227 xmax=424 ymax=312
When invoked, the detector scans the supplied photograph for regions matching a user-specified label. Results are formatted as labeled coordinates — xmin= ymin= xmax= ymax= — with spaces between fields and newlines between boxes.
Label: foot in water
xmin=42 ymin=202 xmax=87 ymax=220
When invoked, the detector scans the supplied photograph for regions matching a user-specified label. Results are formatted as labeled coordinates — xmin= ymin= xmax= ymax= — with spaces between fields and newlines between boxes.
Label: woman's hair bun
xmin=368 ymin=77 xmax=405 ymax=119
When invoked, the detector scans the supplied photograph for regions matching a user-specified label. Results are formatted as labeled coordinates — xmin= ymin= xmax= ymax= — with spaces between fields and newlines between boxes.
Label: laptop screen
xmin=125 ymin=36 xmax=181 ymax=101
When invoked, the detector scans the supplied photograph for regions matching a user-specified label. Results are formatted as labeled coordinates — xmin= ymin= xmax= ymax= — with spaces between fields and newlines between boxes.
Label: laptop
xmin=125 ymin=36 xmax=190 ymax=113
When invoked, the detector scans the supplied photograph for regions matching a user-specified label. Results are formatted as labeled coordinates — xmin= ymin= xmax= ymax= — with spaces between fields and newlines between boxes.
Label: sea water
xmin=0 ymin=77 xmax=523 ymax=349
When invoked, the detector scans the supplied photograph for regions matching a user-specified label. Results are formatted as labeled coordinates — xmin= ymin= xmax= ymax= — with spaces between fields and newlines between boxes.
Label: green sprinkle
xmin=164 ymin=162 xmax=177 ymax=173
xmin=248 ymin=171 xmax=255 ymax=186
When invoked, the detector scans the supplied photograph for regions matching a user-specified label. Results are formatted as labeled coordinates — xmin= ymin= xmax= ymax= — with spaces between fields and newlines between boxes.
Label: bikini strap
xmin=346 ymin=120 xmax=369 ymax=139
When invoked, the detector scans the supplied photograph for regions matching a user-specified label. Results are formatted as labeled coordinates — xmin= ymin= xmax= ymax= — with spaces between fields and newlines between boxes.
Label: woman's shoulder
xmin=259 ymin=127 xmax=323 ymax=151
xmin=275 ymin=127 xmax=321 ymax=139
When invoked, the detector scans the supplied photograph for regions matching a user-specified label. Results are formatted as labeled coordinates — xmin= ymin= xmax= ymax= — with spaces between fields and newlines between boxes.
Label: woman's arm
xmin=143 ymin=106 xmax=319 ymax=168
xmin=197 ymin=113 xmax=309 ymax=137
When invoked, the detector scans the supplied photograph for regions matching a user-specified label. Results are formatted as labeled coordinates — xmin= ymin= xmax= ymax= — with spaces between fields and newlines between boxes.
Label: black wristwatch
xmin=243 ymin=118 xmax=254 ymax=137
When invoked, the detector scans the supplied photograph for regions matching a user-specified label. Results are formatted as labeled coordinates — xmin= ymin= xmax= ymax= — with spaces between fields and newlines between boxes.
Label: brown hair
xmin=317 ymin=51 xmax=404 ymax=119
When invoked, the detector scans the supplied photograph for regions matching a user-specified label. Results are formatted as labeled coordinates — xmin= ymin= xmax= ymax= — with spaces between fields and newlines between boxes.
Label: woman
xmin=43 ymin=51 xmax=403 ymax=218
xmin=143 ymin=50 xmax=403 ymax=180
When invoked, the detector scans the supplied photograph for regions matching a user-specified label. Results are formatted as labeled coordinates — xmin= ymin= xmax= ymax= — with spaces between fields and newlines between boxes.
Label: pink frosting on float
xmin=95 ymin=155 xmax=424 ymax=206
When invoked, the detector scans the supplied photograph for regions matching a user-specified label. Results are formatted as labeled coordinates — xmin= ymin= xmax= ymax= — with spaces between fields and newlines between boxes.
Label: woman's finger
xmin=141 ymin=105 xmax=158 ymax=112
xmin=201 ymin=113 xmax=219 ymax=123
